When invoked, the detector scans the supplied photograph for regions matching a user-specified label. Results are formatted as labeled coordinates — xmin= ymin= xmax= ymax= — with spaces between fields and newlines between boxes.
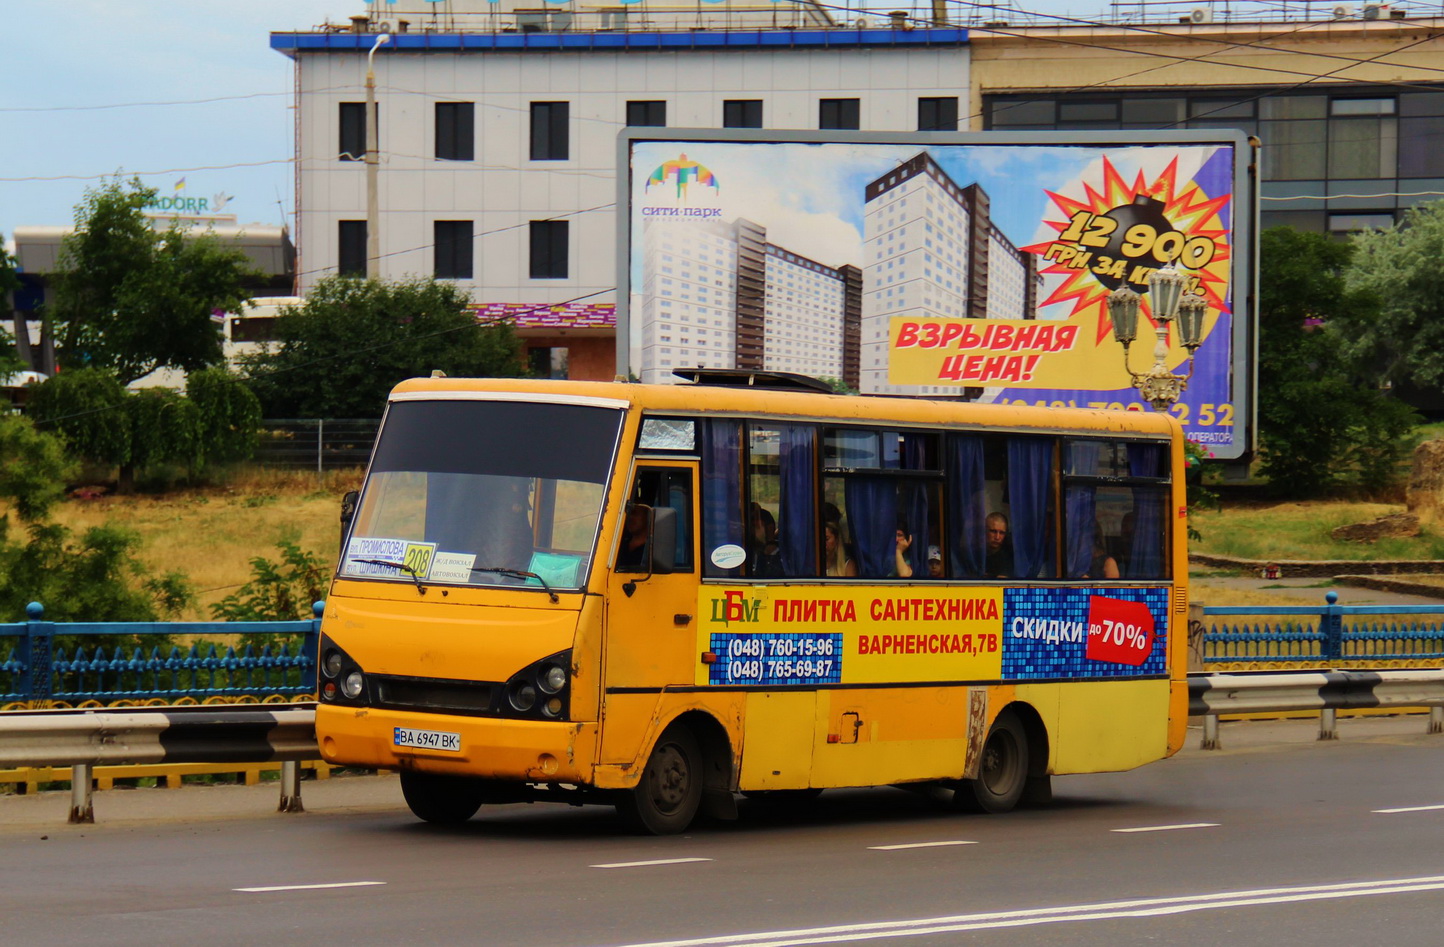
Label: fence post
xmin=1202 ymin=714 xmax=1221 ymax=750
xmin=1319 ymin=707 xmax=1339 ymax=741
xmin=278 ymin=760 xmax=304 ymax=813
xmin=1320 ymin=590 xmax=1344 ymax=661
xmin=69 ymin=764 xmax=94 ymax=824
xmin=19 ymin=602 xmax=54 ymax=704
xmin=316 ymin=418 xmax=325 ymax=474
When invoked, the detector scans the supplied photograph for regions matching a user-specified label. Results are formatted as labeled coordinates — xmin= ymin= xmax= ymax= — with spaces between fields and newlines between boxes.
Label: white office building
xmin=270 ymin=0 xmax=970 ymax=380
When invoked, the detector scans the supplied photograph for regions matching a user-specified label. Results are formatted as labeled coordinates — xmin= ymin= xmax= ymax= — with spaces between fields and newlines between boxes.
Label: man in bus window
xmin=927 ymin=545 xmax=944 ymax=578
xmin=617 ymin=503 xmax=651 ymax=571
xmin=985 ymin=512 xmax=1014 ymax=578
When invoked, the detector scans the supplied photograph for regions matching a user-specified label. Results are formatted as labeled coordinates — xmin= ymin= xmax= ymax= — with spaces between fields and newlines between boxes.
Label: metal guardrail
xmin=1202 ymin=591 xmax=1444 ymax=665
xmin=0 ymin=703 xmax=317 ymax=823
xmin=3 ymin=669 xmax=1441 ymax=824
xmin=0 ymin=603 xmax=322 ymax=707
xmin=1189 ymin=669 xmax=1444 ymax=749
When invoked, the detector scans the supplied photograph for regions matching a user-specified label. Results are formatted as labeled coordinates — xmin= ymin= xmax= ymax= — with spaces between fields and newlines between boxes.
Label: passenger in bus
xmin=927 ymin=545 xmax=944 ymax=579
xmin=617 ymin=502 xmax=651 ymax=571
xmin=1084 ymin=522 xmax=1121 ymax=580
xmin=985 ymin=512 xmax=1014 ymax=578
xmin=748 ymin=502 xmax=784 ymax=577
xmin=894 ymin=522 xmax=914 ymax=578
xmin=824 ymin=521 xmax=857 ymax=577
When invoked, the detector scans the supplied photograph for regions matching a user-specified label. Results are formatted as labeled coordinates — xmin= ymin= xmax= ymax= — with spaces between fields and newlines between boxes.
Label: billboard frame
xmin=616 ymin=127 xmax=1258 ymax=461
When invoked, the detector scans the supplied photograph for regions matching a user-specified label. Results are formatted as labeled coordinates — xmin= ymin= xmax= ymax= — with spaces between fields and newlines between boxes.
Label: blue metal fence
xmin=1203 ymin=591 xmax=1444 ymax=665
xmin=1 ymin=602 xmax=322 ymax=706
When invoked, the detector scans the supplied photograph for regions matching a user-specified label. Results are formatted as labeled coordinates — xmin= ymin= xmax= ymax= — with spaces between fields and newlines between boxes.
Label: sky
xmin=0 ymin=0 xmax=1145 ymax=242
xmin=1 ymin=1 xmax=361 ymax=239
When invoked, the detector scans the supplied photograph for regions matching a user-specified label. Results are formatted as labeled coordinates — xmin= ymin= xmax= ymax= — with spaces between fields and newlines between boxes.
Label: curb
xmin=1191 ymin=553 xmax=1444 ymax=579
xmin=1334 ymin=574 xmax=1444 ymax=600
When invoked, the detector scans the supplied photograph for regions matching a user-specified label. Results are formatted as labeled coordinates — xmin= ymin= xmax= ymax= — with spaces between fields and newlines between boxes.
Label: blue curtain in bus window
xmin=1128 ymin=443 xmax=1166 ymax=578
xmin=1007 ymin=437 xmax=1051 ymax=579
xmin=1064 ymin=440 xmax=1100 ymax=578
xmin=947 ymin=435 xmax=986 ymax=577
xmin=703 ymin=420 xmax=745 ymax=578
xmin=778 ymin=424 xmax=816 ymax=575
xmin=845 ymin=476 xmax=897 ymax=578
xmin=901 ymin=437 xmax=929 ymax=578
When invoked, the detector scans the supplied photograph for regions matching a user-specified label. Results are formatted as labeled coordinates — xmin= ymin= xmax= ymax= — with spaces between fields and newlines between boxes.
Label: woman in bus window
xmin=824 ymin=520 xmax=857 ymax=577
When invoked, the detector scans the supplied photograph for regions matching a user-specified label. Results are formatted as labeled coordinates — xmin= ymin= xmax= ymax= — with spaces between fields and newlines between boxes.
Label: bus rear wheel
xmin=617 ymin=723 xmax=703 ymax=835
xmin=400 ymin=771 xmax=487 ymax=824
xmin=955 ymin=711 xmax=1028 ymax=814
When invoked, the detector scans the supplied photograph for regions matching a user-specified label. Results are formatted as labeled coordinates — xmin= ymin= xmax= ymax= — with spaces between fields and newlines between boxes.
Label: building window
xmin=434 ymin=220 xmax=473 ymax=280
xmin=338 ymin=220 xmax=367 ymax=277
xmin=819 ymin=98 xmax=860 ymax=130
xmin=626 ymin=100 xmax=666 ymax=127
xmin=530 ymin=220 xmax=569 ymax=279
xmin=724 ymin=99 xmax=763 ymax=128
xmin=918 ymin=97 xmax=959 ymax=132
xmin=530 ymin=102 xmax=569 ymax=161
xmin=435 ymin=102 xmax=475 ymax=161
xmin=1329 ymin=98 xmax=1397 ymax=179
xmin=339 ymin=102 xmax=368 ymax=161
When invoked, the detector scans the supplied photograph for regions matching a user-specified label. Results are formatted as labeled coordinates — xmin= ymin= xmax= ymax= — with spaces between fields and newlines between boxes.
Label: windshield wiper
xmin=352 ymin=558 xmax=427 ymax=595
xmin=472 ymin=566 xmax=559 ymax=603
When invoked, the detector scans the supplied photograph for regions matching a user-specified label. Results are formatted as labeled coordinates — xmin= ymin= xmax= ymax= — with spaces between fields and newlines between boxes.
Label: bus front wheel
xmin=400 ymin=771 xmax=487 ymax=824
xmin=617 ymin=723 xmax=703 ymax=835
xmin=956 ymin=711 xmax=1027 ymax=814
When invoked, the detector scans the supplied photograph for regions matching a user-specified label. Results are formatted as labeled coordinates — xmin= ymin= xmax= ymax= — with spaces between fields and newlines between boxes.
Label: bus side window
xmin=625 ymin=467 xmax=694 ymax=573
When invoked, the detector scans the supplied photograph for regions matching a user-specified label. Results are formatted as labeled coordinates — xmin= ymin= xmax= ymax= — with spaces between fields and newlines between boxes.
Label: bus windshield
xmin=340 ymin=398 xmax=624 ymax=592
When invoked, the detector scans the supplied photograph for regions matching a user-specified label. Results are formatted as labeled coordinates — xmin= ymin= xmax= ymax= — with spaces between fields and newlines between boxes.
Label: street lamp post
xmin=365 ymin=32 xmax=391 ymax=279
xmin=1107 ymin=263 xmax=1208 ymax=412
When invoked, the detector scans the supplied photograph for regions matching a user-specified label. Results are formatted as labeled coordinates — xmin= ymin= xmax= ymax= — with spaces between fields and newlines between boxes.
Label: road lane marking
xmin=233 ymin=882 xmax=386 ymax=893
xmin=1373 ymin=804 xmax=1444 ymax=813
xmin=868 ymin=841 xmax=978 ymax=851
xmin=604 ymin=874 xmax=1444 ymax=947
xmin=590 ymin=858 xmax=714 ymax=869
xmin=1111 ymin=822 xmax=1220 ymax=833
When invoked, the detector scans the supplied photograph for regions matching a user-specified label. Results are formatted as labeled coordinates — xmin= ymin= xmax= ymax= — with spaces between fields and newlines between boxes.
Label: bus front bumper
xmin=316 ymin=704 xmax=597 ymax=784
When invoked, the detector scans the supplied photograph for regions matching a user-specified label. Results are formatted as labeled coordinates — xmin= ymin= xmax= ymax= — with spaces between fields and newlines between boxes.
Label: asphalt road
xmin=2 ymin=716 xmax=1442 ymax=947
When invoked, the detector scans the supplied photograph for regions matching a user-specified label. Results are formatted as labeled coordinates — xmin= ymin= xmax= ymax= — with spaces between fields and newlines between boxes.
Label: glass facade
xmin=985 ymin=85 xmax=1444 ymax=234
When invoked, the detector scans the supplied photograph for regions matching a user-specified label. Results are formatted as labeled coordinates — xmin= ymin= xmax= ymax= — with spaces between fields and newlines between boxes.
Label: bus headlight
xmin=342 ymin=670 xmax=366 ymax=700
xmin=500 ymin=650 xmax=571 ymax=720
xmin=322 ymin=650 xmax=343 ymax=679
xmin=540 ymin=665 xmax=567 ymax=695
xmin=508 ymin=681 xmax=538 ymax=712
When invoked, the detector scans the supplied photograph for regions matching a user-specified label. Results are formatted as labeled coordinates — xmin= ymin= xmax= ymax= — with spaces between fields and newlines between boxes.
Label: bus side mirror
xmin=650 ymin=507 xmax=677 ymax=575
xmin=340 ymin=489 xmax=360 ymax=551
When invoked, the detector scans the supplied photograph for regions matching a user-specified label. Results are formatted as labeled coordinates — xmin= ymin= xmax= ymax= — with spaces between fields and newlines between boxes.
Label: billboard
xmin=617 ymin=130 xmax=1256 ymax=460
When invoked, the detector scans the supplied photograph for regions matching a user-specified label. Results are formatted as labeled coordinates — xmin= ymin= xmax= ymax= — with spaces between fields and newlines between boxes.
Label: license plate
xmin=393 ymin=727 xmax=461 ymax=752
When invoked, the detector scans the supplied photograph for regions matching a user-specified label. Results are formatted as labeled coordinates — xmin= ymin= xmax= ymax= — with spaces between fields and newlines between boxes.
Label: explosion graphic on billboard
xmin=1022 ymin=156 xmax=1232 ymax=347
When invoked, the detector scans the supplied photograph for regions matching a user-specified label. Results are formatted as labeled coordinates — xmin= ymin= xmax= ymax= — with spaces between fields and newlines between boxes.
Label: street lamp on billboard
xmin=1107 ymin=263 xmax=1207 ymax=412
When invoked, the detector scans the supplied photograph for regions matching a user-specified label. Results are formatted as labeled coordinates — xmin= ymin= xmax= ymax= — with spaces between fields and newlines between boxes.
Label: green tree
xmin=240 ymin=276 xmax=525 ymax=418
xmin=1345 ymin=200 xmax=1444 ymax=392
xmin=26 ymin=367 xmax=131 ymax=471
xmin=212 ymin=537 xmax=328 ymax=623
xmin=52 ymin=177 xmax=257 ymax=384
xmin=1257 ymin=226 xmax=1417 ymax=496
xmin=28 ymin=366 xmax=261 ymax=488
xmin=187 ymin=367 xmax=262 ymax=466
xmin=0 ymin=415 xmax=190 ymax=622
xmin=0 ymin=414 xmax=76 ymax=521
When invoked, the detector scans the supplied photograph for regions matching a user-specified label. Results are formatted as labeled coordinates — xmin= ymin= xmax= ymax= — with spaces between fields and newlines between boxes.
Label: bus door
xmin=598 ymin=462 xmax=699 ymax=764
